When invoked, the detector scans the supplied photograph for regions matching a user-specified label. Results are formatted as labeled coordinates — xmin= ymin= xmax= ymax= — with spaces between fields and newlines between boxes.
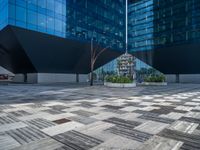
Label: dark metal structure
xmin=0 ymin=26 xmax=123 ymax=74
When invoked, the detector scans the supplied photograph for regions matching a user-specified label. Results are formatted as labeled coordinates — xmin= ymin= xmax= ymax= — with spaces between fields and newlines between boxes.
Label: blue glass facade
xmin=8 ymin=0 xmax=67 ymax=37
xmin=66 ymin=0 xmax=125 ymax=50
xmin=0 ymin=0 xmax=125 ymax=51
xmin=0 ymin=0 xmax=8 ymax=30
xmin=128 ymin=0 xmax=200 ymax=52
xmin=128 ymin=0 xmax=154 ymax=52
xmin=127 ymin=0 xmax=200 ymax=74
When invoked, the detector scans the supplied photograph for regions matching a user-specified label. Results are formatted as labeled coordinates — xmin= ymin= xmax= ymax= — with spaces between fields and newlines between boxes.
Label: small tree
xmin=90 ymin=41 xmax=110 ymax=86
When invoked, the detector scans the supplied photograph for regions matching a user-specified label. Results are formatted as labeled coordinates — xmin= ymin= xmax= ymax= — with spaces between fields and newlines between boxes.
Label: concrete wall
xmin=166 ymin=75 xmax=177 ymax=83
xmin=12 ymin=74 xmax=24 ymax=83
xmin=12 ymin=73 xmax=37 ymax=83
xmin=12 ymin=73 xmax=88 ymax=83
xmin=166 ymin=74 xmax=200 ymax=83
xmin=37 ymin=73 xmax=88 ymax=83
xmin=10 ymin=73 xmax=200 ymax=84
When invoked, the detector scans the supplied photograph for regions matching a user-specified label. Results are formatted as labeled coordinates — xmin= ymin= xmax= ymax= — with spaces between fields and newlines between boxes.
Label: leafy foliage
xmin=105 ymin=75 xmax=133 ymax=83
xmin=144 ymin=74 xmax=166 ymax=82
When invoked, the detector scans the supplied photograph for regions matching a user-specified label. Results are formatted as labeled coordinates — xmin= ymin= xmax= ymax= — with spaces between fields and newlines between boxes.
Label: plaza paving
xmin=0 ymin=83 xmax=200 ymax=150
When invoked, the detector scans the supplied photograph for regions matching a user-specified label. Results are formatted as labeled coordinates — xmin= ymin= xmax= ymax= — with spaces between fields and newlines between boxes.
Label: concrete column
xmin=76 ymin=74 xmax=79 ymax=83
xmin=23 ymin=73 xmax=27 ymax=83
xmin=176 ymin=74 xmax=180 ymax=83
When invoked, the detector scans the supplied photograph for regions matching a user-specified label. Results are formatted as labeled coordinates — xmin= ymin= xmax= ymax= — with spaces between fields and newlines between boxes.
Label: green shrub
xmin=144 ymin=74 xmax=166 ymax=82
xmin=105 ymin=75 xmax=133 ymax=83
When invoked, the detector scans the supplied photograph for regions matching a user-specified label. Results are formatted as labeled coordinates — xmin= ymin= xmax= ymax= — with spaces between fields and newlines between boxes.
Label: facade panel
xmin=128 ymin=0 xmax=200 ymax=74
xmin=129 ymin=0 xmax=200 ymax=52
xmin=3 ymin=0 xmax=125 ymax=51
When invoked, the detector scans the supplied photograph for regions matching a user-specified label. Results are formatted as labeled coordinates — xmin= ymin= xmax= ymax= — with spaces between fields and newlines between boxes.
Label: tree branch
xmin=92 ymin=46 xmax=110 ymax=66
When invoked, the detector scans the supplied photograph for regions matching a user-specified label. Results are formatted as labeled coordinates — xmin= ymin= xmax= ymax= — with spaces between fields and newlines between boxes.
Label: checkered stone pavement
xmin=0 ymin=84 xmax=200 ymax=150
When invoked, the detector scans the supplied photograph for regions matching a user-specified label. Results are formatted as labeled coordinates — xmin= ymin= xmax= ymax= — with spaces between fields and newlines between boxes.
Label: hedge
xmin=144 ymin=74 xmax=166 ymax=82
xmin=105 ymin=75 xmax=133 ymax=83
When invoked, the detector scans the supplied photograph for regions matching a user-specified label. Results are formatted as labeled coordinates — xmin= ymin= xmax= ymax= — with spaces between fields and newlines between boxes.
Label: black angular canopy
xmin=0 ymin=26 xmax=123 ymax=74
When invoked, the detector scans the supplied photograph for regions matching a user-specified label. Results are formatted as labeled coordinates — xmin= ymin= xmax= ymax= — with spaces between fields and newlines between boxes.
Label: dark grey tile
xmin=138 ymin=113 xmax=175 ymax=124
xmin=0 ymin=115 xmax=19 ymax=125
xmin=6 ymin=127 xmax=48 ymax=145
xmin=133 ymin=110 xmax=159 ymax=116
xmin=53 ymin=118 xmax=71 ymax=124
xmin=26 ymin=118 xmax=56 ymax=129
xmin=159 ymin=129 xmax=200 ymax=150
xmin=53 ymin=130 xmax=103 ymax=150
xmin=71 ymin=110 xmax=97 ymax=117
xmin=179 ymin=117 xmax=200 ymax=124
xmin=43 ymin=109 xmax=65 ymax=115
xmin=104 ymin=117 xmax=141 ymax=129
xmin=68 ymin=116 xmax=97 ymax=125
xmin=102 ymin=105 xmax=124 ymax=110
xmin=105 ymin=126 xmax=153 ymax=142
xmin=9 ymin=110 xmax=32 ymax=117
xmin=0 ymin=105 xmax=15 ymax=110
xmin=49 ymin=105 xmax=69 ymax=110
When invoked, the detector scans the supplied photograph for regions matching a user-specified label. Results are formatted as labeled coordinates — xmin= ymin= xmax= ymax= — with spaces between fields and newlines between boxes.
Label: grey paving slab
xmin=5 ymin=127 xmax=48 ymax=145
xmin=8 ymin=110 xmax=32 ymax=117
xmin=159 ymin=128 xmax=200 ymax=150
xmin=0 ymin=133 xmax=21 ymax=150
xmin=0 ymin=84 xmax=200 ymax=149
xmin=68 ymin=115 xmax=98 ymax=125
xmin=25 ymin=118 xmax=56 ymax=129
xmin=42 ymin=109 xmax=65 ymax=115
xmin=0 ymin=115 xmax=19 ymax=125
xmin=105 ymin=125 xmax=153 ymax=142
xmin=179 ymin=116 xmax=200 ymax=125
xmin=92 ymin=136 xmax=142 ymax=150
xmin=134 ymin=121 xmax=169 ymax=134
xmin=13 ymin=138 xmax=66 ymax=150
xmin=138 ymin=113 xmax=175 ymax=124
xmin=102 ymin=108 xmax=127 ymax=114
xmin=136 ymin=136 xmax=183 ymax=150
xmin=168 ymin=121 xmax=198 ymax=134
xmin=71 ymin=110 xmax=97 ymax=117
xmin=103 ymin=117 xmax=141 ymax=129
xmin=53 ymin=130 xmax=103 ymax=150
xmin=41 ymin=121 xmax=84 ymax=136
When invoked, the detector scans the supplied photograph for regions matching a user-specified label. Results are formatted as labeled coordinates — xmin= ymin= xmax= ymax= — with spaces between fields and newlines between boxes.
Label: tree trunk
xmin=90 ymin=69 xmax=94 ymax=86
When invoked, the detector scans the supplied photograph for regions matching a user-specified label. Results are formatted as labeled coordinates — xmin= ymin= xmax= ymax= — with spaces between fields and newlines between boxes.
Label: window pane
xmin=27 ymin=10 xmax=37 ymax=25
xmin=16 ymin=6 xmax=26 ymax=22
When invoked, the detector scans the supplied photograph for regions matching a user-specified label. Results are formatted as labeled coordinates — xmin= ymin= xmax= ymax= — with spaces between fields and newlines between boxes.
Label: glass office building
xmin=128 ymin=0 xmax=200 ymax=74
xmin=5 ymin=0 xmax=125 ymax=49
xmin=0 ymin=0 xmax=125 ymax=74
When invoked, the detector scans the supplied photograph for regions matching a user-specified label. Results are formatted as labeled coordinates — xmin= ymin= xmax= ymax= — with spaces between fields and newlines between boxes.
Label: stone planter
xmin=104 ymin=82 xmax=136 ymax=88
xmin=140 ymin=82 xmax=167 ymax=86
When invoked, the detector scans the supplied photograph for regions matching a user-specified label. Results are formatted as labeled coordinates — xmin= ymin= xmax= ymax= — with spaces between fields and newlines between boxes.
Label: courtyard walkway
xmin=0 ymin=84 xmax=200 ymax=150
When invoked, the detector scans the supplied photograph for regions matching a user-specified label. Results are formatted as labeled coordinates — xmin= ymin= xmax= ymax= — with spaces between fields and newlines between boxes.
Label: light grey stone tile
xmin=168 ymin=121 xmax=199 ymax=133
xmin=13 ymin=138 xmax=65 ymax=150
xmin=135 ymin=121 xmax=169 ymax=134
xmin=0 ymin=133 xmax=20 ymax=150
xmin=92 ymin=136 xmax=141 ymax=150
xmin=136 ymin=136 xmax=183 ymax=150
xmin=0 ymin=122 xmax=28 ymax=132
xmin=41 ymin=121 xmax=84 ymax=136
